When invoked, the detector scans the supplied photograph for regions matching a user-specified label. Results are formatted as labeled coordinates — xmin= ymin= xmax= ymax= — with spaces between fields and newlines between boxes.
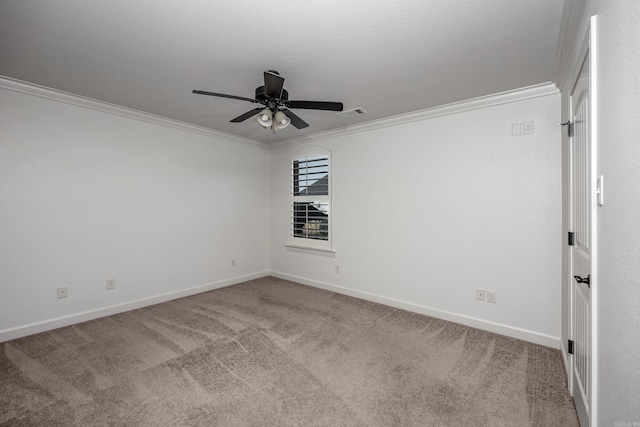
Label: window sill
xmin=285 ymin=244 xmax=336 ymax=257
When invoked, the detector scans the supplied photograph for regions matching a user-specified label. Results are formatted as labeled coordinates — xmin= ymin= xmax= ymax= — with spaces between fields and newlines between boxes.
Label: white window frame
xmin=285 ymin=148 xmax=335 ymax=257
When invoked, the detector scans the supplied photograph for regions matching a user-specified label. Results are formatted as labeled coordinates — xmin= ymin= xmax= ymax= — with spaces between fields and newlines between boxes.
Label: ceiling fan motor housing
xmin=255 ymin=86 xmax=288 ymax=104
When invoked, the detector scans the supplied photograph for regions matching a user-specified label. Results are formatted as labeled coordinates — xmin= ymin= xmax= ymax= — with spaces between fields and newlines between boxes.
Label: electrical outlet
xmin=57 ymin=286 xmax=68 ymax=299
xmin=523 ymin=121 xmax=534 ymax=134
xmin=335 ymin=265 xmax=340 ymax=273
xmin=487 ymin=290 xmax=497 ymax=303
xmin=476 ymin=288 xmax=486 ymax=301
xmin=511 ymin=123 xmax=522 ymax=136
xmin=231 ymin=258 xmax=236 ymax=267
xmin=106 ymin=279 xmax=116 ymax=290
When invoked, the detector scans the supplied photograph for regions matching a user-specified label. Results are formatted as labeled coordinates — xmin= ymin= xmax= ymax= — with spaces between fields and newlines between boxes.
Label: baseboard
xmin=0 ymin=271 xmax=270 ymax=343
xmin=3 ymin=270 xmax=561 ymax=349
xmin=270 ymin=271 xmax=561 ymax=349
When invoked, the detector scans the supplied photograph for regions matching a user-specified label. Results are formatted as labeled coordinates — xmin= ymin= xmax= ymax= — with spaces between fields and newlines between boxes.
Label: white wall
xmin=558 ymin=1 xmax=640 ymax=424
xmin=270 ymin=92 xmax=562 ymax=347
xmin=596 ymin=3 xmax=640 ymax=422
xmin=0 ymin=85 xmax=270 ymax=341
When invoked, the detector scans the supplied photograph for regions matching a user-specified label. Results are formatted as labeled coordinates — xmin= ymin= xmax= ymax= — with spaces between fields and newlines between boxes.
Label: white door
xmin=570 ymin=49 xmax=593 ymax=427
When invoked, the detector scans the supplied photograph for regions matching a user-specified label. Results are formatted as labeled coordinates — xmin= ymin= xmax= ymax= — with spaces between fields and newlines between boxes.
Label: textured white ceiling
xmin=0 ymin=0 xmax=564 ymax=144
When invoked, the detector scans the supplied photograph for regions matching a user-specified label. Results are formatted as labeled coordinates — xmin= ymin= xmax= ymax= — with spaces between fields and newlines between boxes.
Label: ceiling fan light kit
xmin=255 ymin=109 xmax=291 ymax=133
xmin=274 ymin=111 xmax=291 ymax=130
xmin=193 ymin=70 xmax=343 ymax=133
xmin=257 ymin=108 xmax=273 ymax=128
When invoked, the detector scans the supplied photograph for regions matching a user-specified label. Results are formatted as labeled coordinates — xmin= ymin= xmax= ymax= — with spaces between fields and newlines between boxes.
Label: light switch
xmin=512 ymin=123 xmax=522 ymax=136
xmin=524 ymin=121 xmax=534 ymax=134
xmin=597 ymin=175 xmax=604 ymax=206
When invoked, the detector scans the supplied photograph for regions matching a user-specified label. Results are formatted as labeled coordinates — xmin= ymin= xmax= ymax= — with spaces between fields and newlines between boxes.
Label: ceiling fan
xmin=193 ymin=70 xmax=343 ymax=132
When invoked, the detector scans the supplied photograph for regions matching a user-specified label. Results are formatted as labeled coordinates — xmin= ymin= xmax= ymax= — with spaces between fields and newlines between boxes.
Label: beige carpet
xmin=1 ymin=276 xmax=578 ymax=426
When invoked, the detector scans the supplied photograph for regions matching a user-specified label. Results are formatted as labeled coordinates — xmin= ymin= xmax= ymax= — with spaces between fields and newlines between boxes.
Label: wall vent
xmin=336 ymin=108 xmax=367 ymax=119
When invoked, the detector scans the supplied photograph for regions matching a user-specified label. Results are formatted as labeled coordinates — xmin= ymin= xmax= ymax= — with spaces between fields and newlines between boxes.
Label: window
xmin=288 ymin=150 xmax=332 ymax=254
xmin=292 ymin=156 xmax=329 ymax=240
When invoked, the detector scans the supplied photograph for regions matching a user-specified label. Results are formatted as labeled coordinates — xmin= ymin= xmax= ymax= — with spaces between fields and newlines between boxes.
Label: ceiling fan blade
xmin=286 ymin=100 xmax=344 ymax=111
xmin=192 ymin=90 xmax=257 ymax=103
xmin=230 ymin=108 xmax=264 ymax=123
xmin=264 ymin=71 xmax=285 ymax=99
xmin=282 ymin=109 xmax=309 ymax=129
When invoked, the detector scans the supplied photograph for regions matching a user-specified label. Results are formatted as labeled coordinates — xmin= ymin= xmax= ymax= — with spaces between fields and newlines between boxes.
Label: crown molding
xmin=271 ymin=82 xmax=559 ymax=148
xmin=0 ymin=76 xmax=265 ymax=149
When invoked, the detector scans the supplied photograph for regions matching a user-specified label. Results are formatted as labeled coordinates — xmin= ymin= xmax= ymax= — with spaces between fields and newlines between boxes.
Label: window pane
xmin=293 ymin=157 xmax=329 ymax=196
xmin=292 ymin=201 xmax=329 ymax=240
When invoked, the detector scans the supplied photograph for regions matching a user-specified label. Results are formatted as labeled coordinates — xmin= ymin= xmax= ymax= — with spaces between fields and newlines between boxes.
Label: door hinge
xmin=568 ymin=340 xmax=574 ymax=355
xmin=568 ymin=232 xmax=575 ymax=246
xmin=559 ymin=121 xmax=574 ymax=137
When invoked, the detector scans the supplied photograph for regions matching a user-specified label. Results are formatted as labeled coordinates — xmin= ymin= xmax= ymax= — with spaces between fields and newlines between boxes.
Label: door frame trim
xmin=588 ymin=15 xmax=599 ymax=427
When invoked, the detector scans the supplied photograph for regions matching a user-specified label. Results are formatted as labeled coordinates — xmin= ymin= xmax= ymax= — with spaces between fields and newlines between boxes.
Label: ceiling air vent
xmin=336 ymin=108 xmax=367 ymax=119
